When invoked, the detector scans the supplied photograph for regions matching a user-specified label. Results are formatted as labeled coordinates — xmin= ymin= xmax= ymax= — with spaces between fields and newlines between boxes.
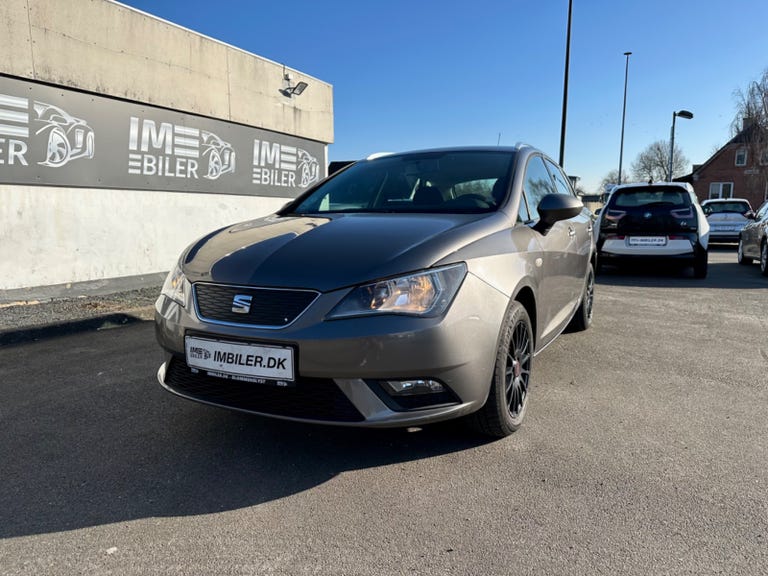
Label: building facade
xmin=681 ymin=122 xmax=767 ymax=211
xmin=0 ymin=0 xmax=333 ymax=299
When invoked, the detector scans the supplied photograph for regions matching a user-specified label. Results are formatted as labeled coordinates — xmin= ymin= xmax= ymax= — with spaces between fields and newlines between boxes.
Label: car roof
xmin=701 ymin=198 xmax=750 ymax=204
xmin=610 ymin=182 xmax=694 ymax=193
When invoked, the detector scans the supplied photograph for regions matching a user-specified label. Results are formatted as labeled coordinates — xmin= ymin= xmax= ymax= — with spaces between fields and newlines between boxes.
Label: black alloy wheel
xmin=567 ymin=263 xmax=594 ymax=332
xmin=470 ymin=301 xmax=533 ymax=438
xmin=505 ymin=315 xmax=532 ymax=421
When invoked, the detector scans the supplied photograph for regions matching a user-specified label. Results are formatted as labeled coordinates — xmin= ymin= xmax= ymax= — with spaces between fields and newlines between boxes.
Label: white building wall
xmin=0 ymin=186 xmax=290 ymax=291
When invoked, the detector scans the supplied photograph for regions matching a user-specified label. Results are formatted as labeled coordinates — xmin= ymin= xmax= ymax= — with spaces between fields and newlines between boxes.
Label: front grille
xmin=163 ymin=358 xmax=365 ymax=422
xmin=194 ymin=283 xmax=318 ymax=327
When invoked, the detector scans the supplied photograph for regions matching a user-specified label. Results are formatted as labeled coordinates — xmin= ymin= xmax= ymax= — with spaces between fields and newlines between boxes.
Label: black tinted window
xmin=610 ymin=187 xmax=690 ymax=208
xmin=544 ymin=159 xmax=575 ymax=197
xmin=290 ymin=151 xmax=515 ymax=214
xmin=521 ymin=156 xmax=556 ymax=221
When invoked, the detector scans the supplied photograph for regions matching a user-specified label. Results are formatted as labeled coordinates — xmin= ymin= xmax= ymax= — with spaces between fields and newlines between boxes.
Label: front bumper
xmin=155 ymin=273 xmax=509 ymax=428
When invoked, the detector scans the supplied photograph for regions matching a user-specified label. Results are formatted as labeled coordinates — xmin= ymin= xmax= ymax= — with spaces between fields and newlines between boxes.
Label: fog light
xmin=382 ymin=379 xmax=445 ymax=396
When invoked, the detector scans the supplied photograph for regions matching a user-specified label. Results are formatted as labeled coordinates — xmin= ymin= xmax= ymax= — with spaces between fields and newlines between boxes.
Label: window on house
xmin=708 ymin=182 xmax=734 ymax=199
xmin=760 ymin=149 xmax=768 ymax=166
xmin=735 ymin=149 xmax=747 ymax=166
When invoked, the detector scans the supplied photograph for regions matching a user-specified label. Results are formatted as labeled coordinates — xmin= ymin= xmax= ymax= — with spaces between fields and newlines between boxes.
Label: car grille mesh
xmin=164 ymin=358 xmax=365 ymax=422
xmin=194 ymin=284 xmax=318 ymax=327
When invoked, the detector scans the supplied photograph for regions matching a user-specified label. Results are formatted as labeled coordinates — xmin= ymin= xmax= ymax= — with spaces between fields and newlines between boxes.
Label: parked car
xmin=701 ymin=198 xmax=752 ymax=243
xmin=595 ymin=182 xmax=709 ymax=278
xmin=154 ymin=146 xmax=596 ymax=437
xmin=737 ymin=201 xmax=768 ymax=275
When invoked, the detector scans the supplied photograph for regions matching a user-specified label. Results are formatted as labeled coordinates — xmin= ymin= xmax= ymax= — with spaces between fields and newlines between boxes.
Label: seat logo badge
xmin=232 ymin=294 xmax=253 ymax=314
xmin=643 ymin=211 xmax=652 ymax=219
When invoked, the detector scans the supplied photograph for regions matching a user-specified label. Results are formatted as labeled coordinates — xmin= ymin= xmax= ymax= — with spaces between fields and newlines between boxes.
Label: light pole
xmin=617 ymin=51 xmax=632 ymax=185
xmin=668 ymin=109 xmax=693 ymax=181
xmin=558 ymin=0 xmax=573 ymax=167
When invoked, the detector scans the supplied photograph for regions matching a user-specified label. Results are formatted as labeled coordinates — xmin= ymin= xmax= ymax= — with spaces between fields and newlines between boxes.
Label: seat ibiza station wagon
xmin=155 ymin=146 xmax=596 ymax=437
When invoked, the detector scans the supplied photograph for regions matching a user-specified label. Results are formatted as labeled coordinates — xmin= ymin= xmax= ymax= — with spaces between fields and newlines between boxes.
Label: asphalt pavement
xmin=1 ymin=247 xmax=766 ymax=575
xmin=0 ymin=285 xmax=159 ymax=346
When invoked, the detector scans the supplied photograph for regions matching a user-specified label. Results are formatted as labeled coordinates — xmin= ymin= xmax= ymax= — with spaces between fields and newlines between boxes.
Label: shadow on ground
xmin=596 ymin=244 xmax=767 ymax=289
xmin=0 ymin=323 xmax=491 ymax=537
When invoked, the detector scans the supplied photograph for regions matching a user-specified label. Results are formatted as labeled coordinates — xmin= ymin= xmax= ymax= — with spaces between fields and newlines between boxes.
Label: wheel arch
xmin=513 ymin=285 xmax=537 ymax=350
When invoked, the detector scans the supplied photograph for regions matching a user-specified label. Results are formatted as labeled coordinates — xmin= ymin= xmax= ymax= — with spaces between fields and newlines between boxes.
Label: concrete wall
xmin=0 ymin=186 xmax=291 ymax=292
xmin=0 ymin=0 xmax=334 ymax=298
xmin=0 ymin=0 xmax=333 ymax=144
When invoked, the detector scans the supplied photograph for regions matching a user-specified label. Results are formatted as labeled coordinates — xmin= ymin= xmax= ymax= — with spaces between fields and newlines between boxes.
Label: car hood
xmin=180 ymin=212 xmax=501 ymax=291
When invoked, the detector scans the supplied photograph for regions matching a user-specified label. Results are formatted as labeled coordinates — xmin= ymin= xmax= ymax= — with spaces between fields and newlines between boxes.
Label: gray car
xmin=155 ymin=146 xmax=596 ymax=437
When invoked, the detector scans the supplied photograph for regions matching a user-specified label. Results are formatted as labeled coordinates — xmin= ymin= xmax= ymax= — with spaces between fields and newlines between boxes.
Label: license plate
xmin=628 ymin=236 xmax=667 ymax=246
xmin=185 ymin=336 xmax=294 ymax=385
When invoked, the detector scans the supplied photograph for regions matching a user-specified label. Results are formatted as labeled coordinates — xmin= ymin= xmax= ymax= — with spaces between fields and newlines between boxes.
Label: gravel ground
xmin=0 ymin=286 xmax=159 ymax=334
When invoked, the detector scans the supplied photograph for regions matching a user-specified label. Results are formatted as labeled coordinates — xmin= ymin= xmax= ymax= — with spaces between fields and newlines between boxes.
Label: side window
xmin=544 ymin=159 xmax=576 ymax=197
xmin=521 ymin=156 xmax=556 ymax=222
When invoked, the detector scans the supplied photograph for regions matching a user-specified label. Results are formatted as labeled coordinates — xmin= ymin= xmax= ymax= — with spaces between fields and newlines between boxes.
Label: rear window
xmin=703 ymin=201 xmax=750 ymax=214
xmin=610 ymin=187 xmax=690 ymax=208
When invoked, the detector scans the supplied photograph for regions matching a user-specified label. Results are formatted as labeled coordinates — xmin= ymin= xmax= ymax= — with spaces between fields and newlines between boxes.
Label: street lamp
xmin=558 ymin=0 xmax=573 ymax=167
xmin=618 ymin=51 xmax=632 ymax=185
xmin=668 ymin=109 xmax=693 ymax=181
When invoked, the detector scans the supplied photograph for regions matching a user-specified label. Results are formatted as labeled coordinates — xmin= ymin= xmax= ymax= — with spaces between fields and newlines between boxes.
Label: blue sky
xmin=118 ymin=0 xmax=768 ymax=194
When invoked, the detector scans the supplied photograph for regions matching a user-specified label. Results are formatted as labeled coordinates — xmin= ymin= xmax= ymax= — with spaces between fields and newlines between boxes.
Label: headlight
xmin=161 ymin=263 xmax=189 ymax=307
xmin=327 ymin=263 xmax=467 ymax=319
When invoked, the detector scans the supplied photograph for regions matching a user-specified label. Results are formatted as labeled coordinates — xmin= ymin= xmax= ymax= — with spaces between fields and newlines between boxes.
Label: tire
xmin=761 ymin=241 xmax=768 ymax=277
xmin=567 ymin=263 xmax=594 ymax=332
xmin=693 ymin=246 xmax=708 ymax=279
xmin=469 ymin=301 xmax=533 ymax=438
xmin=737 ymin=236 xmax=752 ymax=265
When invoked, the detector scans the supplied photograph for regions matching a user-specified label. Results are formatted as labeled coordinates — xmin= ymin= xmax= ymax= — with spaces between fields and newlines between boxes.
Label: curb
xmin=0 ymin=313 xmax=152 ymax=347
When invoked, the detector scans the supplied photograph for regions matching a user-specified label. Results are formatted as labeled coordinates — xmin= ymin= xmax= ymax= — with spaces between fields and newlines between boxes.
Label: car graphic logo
xmin=189 ymin=347 xmax=211 ymax=360
xmin=33 ymin=101 xmax=95 ymax=167
xmin=232 ymin=294 xmax=253 ymax=314
xmin=643 ymin=212 xmax=652 ymax=219
xmin=201 ymin=130 xmax=236 ymax=180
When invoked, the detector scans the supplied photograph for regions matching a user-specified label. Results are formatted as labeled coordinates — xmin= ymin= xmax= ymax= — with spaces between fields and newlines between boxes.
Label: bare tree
xmin=631 ymin=140 xmax=689 ymax=182
xmin=732 ymin=68 xmax=768 ymax=198
xmin=598 ymin=169 xmax=631 ymax=194
xmin=732 ymin=68 xmax=768 ymax=136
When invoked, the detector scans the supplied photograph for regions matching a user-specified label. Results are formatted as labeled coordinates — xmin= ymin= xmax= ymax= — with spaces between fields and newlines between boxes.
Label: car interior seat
xmin=412 ymin=184 xmax=444 ymax=206
xmin=491 ymin=178 xmax=508 ymax=206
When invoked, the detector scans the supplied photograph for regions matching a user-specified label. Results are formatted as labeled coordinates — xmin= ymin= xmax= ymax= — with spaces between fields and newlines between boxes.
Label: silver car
xmin=155 ymin=146 xmax=596 ymax=437
xmin=701 ymin=198 xmax=752 ymax=243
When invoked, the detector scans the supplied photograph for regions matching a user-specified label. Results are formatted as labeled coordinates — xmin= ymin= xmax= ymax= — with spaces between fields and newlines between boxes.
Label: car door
xmin=743 ymin=203 xmax=768 ymax=258
xmin=544 ymin=158 xmax=593 ymax=303
xmin=519 ymin=155 xmax=575 ymax=345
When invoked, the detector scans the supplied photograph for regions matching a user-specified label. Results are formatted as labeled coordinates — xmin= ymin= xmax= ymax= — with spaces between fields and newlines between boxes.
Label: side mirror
xmin=745 ymin=210 xmax=756 ymax=219
xmin=535 ymin=193 xmax=584 ymax=232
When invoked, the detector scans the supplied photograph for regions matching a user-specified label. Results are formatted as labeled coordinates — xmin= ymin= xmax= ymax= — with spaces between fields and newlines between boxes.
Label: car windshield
xmin=704 ymin=201 xmax=750 ymax=214
xmin=611 ymin=187 xmax=690 ymax=208
xmin=288 ymin=150 xmax=515 ymax=214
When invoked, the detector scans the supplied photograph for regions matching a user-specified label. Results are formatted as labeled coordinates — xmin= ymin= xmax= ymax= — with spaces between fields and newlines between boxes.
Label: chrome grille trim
xmin=192 ymin=282 xmax=320 ymax=329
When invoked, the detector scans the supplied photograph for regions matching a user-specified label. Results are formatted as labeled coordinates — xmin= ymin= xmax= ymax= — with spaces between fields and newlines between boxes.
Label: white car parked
xmin=596 ymin=182 xmax=710 ymax=278
xmin=701 ymin=198 xmax=752 ymax=243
